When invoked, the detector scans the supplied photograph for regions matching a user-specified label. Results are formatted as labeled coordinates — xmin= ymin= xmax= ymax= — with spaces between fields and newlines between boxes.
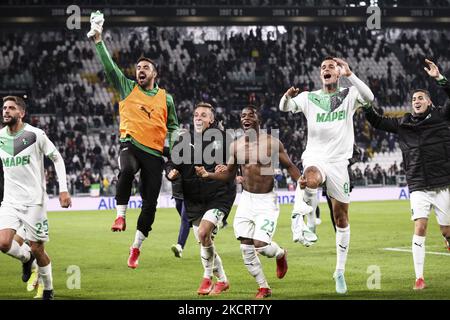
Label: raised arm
xmin=279 ymin=88 xmax=307 ymax=113
xmin=424 ymin=59 xmax=450 ymax=97
xmin=437 ymin=75 xmax=450 ymax=99
xmin=437 ymin=76 xmax=450 ymax=119
xmin=424 ymin=59 xmax=450 ymax=119
xmin=92 ymin=23 xmax=135 ymax=100
xmin=333 ymin=57 xmax=374 ymax=103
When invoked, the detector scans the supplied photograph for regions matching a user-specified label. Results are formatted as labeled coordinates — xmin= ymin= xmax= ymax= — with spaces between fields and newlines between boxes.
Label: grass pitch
xmin=1 ymin=200 xmax=449 ymax=300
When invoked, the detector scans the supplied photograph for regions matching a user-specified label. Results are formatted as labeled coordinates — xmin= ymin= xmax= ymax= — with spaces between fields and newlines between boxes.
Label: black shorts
xmin=184 ymin=194 xmax=234 ymax=223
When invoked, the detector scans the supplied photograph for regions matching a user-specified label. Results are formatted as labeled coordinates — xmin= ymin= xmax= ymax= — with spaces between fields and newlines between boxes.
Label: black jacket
xmin=166 ymin=127 xmax=236 ymax=219
xmin=169 ymin=177 xmax=184 ymax=200
xmin=163 ymin=147 xmax=183 ymax=199
xmin=364 ymin=77 xmax=450 ymax=192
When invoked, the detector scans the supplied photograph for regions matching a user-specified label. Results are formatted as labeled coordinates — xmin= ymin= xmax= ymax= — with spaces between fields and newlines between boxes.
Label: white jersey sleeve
xmin=38 ymin=130 xmax=57 ymax=159
xmin=347 ymin=73 xmax=374 ymax=112
xmin=347 ymin=86 xmax=365 ymax=113
xmin=38 ymin=132 xmax=68 ymax=193
xmin=290 ymin=91 xmax=308 ymax=115
xmin=279 ymin=91 xmax=308 ymax=115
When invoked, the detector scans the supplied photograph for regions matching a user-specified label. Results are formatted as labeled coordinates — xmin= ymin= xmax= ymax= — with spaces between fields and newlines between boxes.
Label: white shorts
xmin=15 ymin=226 xmax=27 ymax=240
xmin=192 ymin=209 xmax=225 ymax=242
xmin=410 ymin=188 xmax=450 ymax=226
xmin=233 ymin=190 xmax=280 ymax=244
xmin=201 ymin=208 xmax=225 ymax=226
xmin=303 ymin=158 xmax=350 ymax=203
xmin=0 ymin=203 xmax=49 ymax=242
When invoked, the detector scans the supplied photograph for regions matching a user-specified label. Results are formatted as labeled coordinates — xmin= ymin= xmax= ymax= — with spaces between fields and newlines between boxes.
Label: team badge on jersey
xmin=330 ymin=88 xmax=349 ymax=111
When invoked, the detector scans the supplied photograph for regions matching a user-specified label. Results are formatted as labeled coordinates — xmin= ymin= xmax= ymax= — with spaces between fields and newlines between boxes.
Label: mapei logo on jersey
xmin=316 ymin=110 xmax=346 ymax=123
xmin=2 ymin=155 xmax=31 ymax=167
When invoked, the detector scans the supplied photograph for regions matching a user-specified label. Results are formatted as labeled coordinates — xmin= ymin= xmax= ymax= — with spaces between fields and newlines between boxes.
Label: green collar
xmin=138 ymin=82 xmax=159 ymax=96
xmin=6 ymin=123 xmax=26 ymax=137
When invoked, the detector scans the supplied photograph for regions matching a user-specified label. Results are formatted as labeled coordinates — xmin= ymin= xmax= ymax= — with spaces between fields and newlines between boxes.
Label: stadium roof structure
xmin=1 ymin=0 xmax=450 ymax=26
xmin=2 ymin=0 xmax=450 ymax=7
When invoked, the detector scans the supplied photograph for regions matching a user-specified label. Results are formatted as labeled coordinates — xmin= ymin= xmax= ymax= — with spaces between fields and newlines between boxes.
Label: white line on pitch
xmin=382 ymin=247 xmax=450 ymax=256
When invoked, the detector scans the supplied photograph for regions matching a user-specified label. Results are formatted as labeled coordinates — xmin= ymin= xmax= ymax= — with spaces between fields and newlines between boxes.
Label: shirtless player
xmin=195 ymin=105 xmax=302 ymax=298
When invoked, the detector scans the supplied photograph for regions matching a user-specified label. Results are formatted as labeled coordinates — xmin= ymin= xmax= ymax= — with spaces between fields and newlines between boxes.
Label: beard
xmin=3 ymin=116 xmax=18 ymax=126
xmin=138 ymin=77 xmax=150 ymax=87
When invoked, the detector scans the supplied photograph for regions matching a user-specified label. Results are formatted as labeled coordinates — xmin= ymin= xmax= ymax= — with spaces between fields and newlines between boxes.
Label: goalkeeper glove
xmin=87 ymin=11 xmax=104 ymax=39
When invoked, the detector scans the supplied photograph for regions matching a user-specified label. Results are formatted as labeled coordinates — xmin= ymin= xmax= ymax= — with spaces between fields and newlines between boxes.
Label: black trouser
xmin=322 ymin=187 xmax=336 ymax=232
xmin=325 ymin=194 xmax=336 ymax=232
xmin=116 ymin=142 xmax=163 ymax=237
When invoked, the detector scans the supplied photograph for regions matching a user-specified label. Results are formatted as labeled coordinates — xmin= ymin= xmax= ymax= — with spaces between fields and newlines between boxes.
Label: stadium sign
xmin=1 ymin=7 xmax=449 ymax=26
xmin=46 ymin=186 xmax=410 ymax=212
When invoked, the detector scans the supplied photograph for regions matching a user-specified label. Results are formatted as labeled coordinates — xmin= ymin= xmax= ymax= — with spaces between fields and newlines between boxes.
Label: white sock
xmin=6 ymin=240 xmax=30 ymax=263
xmin=293 ymin=184 xmax=307 ymax=214
xmin=255 ymin=242 xmax=284 ymax=259
xmin=116 ymin=204 xmax=127 ymax=218
xmin=304 ymin=187 xmax=318 ymax=231
xmin=200 ymin=244 xmax=215 ymax=278
xmin=21 ymin=242 xmax=31 ymax=252
xmin=33 ymin=268 xmax=41 ymax=287
xmin=132 ymin=230 xmax=146 ymax=249
xmin=193 ymin=225 xmax=200 ymax=243
xmin=240 ymin=244 xmax=269 ymax=288
xmin=38 ymin=263 xmax=53 ymax=290
xmin=291 ymin=213 xmax=304 ymax=235
xmin=412 ymin=234 xmax=426 ymax=279
xmin=21 ymin=243 xmax=38 ymax=270
xmin=294 ymin=183 xmax=305 ymax=207
xmin=213 ymin=252 xmax=227 ymax=282
xmin=336 ymin=225 xmax=350 ymax=273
